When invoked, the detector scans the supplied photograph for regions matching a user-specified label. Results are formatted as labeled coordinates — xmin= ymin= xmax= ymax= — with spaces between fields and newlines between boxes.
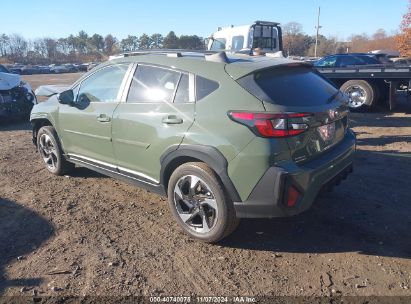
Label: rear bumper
xmin=234 ymin=129 xmax=356 ymax=218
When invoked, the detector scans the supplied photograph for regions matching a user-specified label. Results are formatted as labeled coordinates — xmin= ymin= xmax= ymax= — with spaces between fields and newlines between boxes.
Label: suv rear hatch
xmin=232 ymin=64 xmax=349 ymax=163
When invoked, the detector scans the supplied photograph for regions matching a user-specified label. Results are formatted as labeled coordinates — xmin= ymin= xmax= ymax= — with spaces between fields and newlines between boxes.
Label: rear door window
xmin=357 ymin=55 xmax=380 ymax=64
xmin=238 ymin=67 xmax=340 ymax=106
xmin=338 ymin=56 xmax=363 ymax=67
xmin=127 ymin=65 xmax=180 ymax=103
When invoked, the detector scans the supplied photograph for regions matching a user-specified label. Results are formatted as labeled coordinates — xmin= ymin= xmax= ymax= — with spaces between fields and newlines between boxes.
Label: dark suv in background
xmin=314 ymin=53 xmax=382 ymax=68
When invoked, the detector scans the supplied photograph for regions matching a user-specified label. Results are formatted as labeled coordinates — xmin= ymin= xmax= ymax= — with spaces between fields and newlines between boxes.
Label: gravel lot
xmin=0 ymin=73 xmax=410 ymax=299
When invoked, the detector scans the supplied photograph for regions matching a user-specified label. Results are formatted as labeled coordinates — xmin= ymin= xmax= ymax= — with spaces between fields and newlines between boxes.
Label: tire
xmin=340 ymin=80 xmax=377 ymax=111
xmin=167 ymin=162 xmax=239 ymax=243
xmin=37 ymin=126 xmax=74 ymax=175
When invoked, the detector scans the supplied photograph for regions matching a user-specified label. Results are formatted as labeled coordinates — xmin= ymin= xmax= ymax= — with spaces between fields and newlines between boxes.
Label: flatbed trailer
xmin=316 ymin=65 xmax=411 ymax=110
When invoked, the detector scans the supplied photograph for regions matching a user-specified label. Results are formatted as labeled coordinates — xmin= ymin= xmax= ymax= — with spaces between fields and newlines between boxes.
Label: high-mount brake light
xmin=228 ymin=112 xmax=311 ymax=138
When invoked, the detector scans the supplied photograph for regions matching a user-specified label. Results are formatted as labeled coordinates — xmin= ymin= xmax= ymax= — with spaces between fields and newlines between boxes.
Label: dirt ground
xmin=0 ymin=73 xmax=410 ymax=300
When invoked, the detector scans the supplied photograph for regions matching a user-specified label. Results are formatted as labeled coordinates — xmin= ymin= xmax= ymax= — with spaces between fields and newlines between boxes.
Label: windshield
xmin=238 ymin=66 xmax=342 ymax=106
xmin=210 ymin=38 xmax=226 ymax=51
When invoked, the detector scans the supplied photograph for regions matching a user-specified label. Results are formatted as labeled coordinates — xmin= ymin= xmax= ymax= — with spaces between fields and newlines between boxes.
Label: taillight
xmin=286 ymin=185 xmax=300 ymax=207
xmin=228 ymin=111 xmax=311 ymax=138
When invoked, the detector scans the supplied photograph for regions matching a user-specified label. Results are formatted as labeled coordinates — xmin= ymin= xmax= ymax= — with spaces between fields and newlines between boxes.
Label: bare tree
xmin=90 ymin=34 xmax=105 ymax=53
xmin=0 ymin=34 xmax=9 ymax=56
xmin=372 ymin=29 xmax=387 ymax=40
xmin=8 ymin=34 xmax=28 ymax=60
xmin=104 ymin=34 xmax=118 ymax=55
xmin=283 ymin=22 xmax=303 ymax=36
xmin=282 ymin=22 xmax=308 ymax=56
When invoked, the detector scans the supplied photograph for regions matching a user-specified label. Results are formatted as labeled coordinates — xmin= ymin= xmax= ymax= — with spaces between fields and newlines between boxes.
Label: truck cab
xmin=208 ymin=21 xmax=283 ymax=54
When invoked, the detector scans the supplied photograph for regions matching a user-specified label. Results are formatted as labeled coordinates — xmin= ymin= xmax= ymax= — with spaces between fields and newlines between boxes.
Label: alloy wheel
xmin=38 ymin=133 xmax=58 ymax=170
xmin=173 ymin=175 xmax=219 ymax=234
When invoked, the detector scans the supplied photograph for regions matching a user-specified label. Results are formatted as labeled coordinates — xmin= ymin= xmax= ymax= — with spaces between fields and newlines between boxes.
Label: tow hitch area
xmin=322 ymin=164 xmax=354 ymax=193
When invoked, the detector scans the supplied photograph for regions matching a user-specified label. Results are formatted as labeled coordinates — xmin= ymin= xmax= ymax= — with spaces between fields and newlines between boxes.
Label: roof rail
xmin=109 ymin=49 xmax=220 ymax=60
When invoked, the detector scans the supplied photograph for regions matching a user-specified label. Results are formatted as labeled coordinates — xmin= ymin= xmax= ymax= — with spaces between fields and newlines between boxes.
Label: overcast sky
xmin=1 ymin=0 xmax=408 ymax=40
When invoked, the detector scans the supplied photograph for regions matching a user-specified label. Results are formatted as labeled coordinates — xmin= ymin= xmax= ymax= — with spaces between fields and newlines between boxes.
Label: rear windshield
xmin=237 ymin=67 xmax=340 ymax=106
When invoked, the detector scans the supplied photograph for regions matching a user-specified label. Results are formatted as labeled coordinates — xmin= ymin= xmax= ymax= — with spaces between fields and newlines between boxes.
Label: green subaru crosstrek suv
xmin=31 ymin=51 xmax=355 ymax=242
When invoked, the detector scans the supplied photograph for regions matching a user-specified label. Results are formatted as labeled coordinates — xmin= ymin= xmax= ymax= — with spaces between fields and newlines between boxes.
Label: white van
xmin=207 ymin=21 xmax=283 ymax=54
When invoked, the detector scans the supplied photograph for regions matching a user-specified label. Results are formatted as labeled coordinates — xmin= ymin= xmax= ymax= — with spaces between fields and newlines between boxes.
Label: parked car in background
xmin=37 ymin=65 xmax=52 ymax=74
xmin=63 ymin=64 xmax=79 ymax=73
xmin=5 ymin=63 xmax=86 ymax=75
xmin=31 ymin=50 xmax=355 ymax=242
xmin=392 ymin=57 xmax=411 ymax=66
xmin=76 ymin=63 xmax=89 ymax=72
xmin=314 ymin=53 xmax=381 ymax=68
xmin=369 ymin=49 xmax=400 ymax=60
xmin=8 ymin=64 xmax=25 ymax=74
xmin=87 ymin=62 xmax=100 ymax=71
xmin=50 ymin=65 xmax=70 ymax=74
xmin=315 ymin=53 xmax=411 ymax=111
xmin=0 ymin=64 xmax=37 ymax=121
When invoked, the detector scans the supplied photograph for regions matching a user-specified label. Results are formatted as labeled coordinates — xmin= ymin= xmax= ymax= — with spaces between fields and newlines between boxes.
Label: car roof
xmin=324 ymin=53 xmax=373 ymax=57
xmin=105 ymin=51 xmax=310 ymax=80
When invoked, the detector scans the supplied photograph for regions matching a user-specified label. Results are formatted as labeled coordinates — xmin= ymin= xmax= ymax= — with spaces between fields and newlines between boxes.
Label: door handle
xmin=97 ymin=114 xmax=111 ymax=122
xmin=162 ymin=115 xmax=183 ymax=124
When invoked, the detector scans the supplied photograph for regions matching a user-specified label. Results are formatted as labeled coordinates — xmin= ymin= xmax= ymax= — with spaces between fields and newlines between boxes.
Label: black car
xmin=314 ymin=53 xmax=381 ymax=68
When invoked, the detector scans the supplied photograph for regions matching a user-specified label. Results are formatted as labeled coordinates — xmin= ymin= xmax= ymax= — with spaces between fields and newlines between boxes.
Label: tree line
xmin=282 ymin=22 xmax=399 ymax=57
xmin=395 ymin=0 xmax=411 ymax=57
xmin=283 ymin=1 xmax=410 ymax=58
xmin=0 ymin=31 xmax=205 ymax=64
xmin=1 ymin=1 xmax=410 ymax=65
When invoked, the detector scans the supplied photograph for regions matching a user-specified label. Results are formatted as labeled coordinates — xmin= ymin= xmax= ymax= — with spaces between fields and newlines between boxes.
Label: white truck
xmin=207 ymin=21 xmax=283 ymax=54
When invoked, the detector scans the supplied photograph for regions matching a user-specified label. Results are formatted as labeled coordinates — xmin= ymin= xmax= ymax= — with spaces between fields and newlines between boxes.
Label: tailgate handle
xmin=162 ymin=115 xmax=183 ymax=124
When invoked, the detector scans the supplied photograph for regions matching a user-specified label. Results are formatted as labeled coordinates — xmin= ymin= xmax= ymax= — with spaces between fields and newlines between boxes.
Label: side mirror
xmin=58 ymin=89 xmax=74 ymax=105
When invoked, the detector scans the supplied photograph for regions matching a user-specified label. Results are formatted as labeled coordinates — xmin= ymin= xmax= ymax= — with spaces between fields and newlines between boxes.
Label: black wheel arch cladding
xmin=160 ymin=145 xmax=241 ymax=202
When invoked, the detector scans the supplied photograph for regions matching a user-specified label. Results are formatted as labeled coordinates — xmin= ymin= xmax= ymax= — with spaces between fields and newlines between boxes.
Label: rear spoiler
xmin=35 ymin=85 xmax=70 ymax=97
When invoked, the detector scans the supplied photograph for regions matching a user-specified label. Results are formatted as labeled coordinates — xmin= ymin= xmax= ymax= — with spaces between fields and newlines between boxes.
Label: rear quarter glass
xmin=196 ymin=75 xmax=219 ymax=101
xmin=237 ymin=67 xmax=342 ymax=107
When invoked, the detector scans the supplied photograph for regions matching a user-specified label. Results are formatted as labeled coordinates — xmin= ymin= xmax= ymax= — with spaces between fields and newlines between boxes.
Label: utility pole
xmin=314 ymin=6 xmax=322 ymax=58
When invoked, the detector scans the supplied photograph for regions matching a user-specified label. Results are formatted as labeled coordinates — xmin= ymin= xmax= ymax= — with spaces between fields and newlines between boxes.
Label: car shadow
xmin=0 ymin=198 xmax=54 ymax=294
xmin=222 ymin=150 xmax=411 ymax=259
xmin=356 ymin=135 xmax=411 ymax=148
xmin=69 ymin=167 xmax=109 ymax=179
xmin=0 ymin=121 xmax=31 ymax=132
